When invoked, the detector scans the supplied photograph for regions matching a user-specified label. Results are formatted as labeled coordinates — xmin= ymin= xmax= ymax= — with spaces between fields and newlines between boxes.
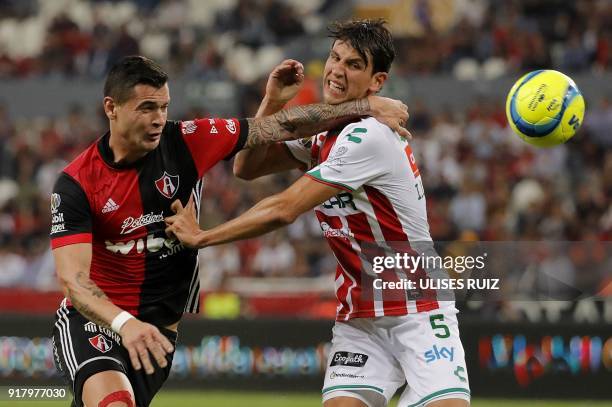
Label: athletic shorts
xmin=52 ymin=302 xmax=177 ymax=407
xmin=322 ymin=304 xmax=470 ymax=407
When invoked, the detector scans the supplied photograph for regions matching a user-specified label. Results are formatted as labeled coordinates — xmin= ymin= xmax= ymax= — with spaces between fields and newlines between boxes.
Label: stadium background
xmin=0 ymin=0 xmax=610 ymax=406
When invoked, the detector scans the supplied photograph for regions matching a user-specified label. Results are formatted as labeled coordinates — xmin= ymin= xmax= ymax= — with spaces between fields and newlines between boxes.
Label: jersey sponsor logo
xmin=182 ymin=120 xmax=197 ymax=135
xmin=120 ymin=212 xmax=165 ymax=235
xmin=88 ymin=334 xmax=112 ymax=353
xmin=322 ymin=192 xmax=356 ymax=210
xmin=84 ymin=322 xmax=97 ymax=333
xmin=320 ymin=222 xmax=352 ymax=240
xmin=225 ymin=119 xmax=237 ymax=134
xmin=329 ymin=371 xmax=365 ymax=380
xmin=102 ymin=198 xmax=120 ymax=214
xmin=454 ymin=366 xmax=467 ymax=382
xmin=329 ymin=351 xmax=368 ymax=367
xmin=155 ymin=172 xmax=180 ymax=199
xmin=424 ymin=345 xmax=455 ymax=363
xmin=50 ymin=224 xmax=67 ymax=234
xmin=105 ymin=233 xmax=185 ymax=258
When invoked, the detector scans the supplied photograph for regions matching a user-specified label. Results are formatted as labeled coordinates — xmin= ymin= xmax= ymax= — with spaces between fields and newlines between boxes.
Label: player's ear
xmin=369 ymin=72 xmax=388 ymax=94
xmin=103 ymin=97 xmax=117 ymax=120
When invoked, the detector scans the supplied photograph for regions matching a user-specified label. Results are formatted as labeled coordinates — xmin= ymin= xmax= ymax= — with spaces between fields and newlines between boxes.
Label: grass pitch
xmin=2 ymin=390 xmax=609 ymax=406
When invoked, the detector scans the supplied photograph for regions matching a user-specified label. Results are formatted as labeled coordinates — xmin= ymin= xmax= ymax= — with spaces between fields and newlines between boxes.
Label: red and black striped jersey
xmin=50 ymin=118 xmax=247 ymax=326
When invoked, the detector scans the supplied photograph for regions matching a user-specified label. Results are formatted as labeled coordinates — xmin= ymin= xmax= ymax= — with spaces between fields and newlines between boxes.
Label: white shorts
xmin=322 ymin=304 xmax=470 ymax=407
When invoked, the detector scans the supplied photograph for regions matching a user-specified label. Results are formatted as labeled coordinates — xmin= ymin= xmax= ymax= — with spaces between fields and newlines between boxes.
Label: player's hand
xmin=119 ymin=318 xmax=174 ymax=375
xmin=165 ymin=195 xmax=202 ymax=248
xmin=264 ymin=59 xmax=305 ymax=106
xmin=367 ymin=95 xmax=412 ymax=139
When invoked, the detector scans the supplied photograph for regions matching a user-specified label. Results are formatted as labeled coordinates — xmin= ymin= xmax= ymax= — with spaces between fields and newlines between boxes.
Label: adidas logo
xmin=102 ymin=198 xmax=119 ymax=214
xmin=84 ymin=322 xmax=97 ymax=333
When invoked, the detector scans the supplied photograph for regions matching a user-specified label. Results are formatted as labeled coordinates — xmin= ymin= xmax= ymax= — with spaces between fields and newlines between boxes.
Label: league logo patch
xmin=182 ymin=120 xmax=197 ymax=135
xmin=50 ymin=193 xmax=61 ymax=214
xmin=89 ymin=334 xmax=112 ymax=353
xmin=155 ymin=172 xmax=180 ymax=199
xmin=225 ymin=119 xmax=237 ymax=134
xmin=329 ymin=351 xmax=368 ymax=367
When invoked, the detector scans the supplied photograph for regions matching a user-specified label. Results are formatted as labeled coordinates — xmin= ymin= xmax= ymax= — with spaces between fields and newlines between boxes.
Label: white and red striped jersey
xmin=286 ymin=117 xmax=440 ymax=321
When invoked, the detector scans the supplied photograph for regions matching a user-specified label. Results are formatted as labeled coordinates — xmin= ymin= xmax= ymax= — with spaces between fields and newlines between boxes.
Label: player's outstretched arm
xmin=244 ymin=94 xmax=410 ymax=148
xmin=54 ymin=244 xmax=174 ymax=374
xmin=165 ymin=176 xmax=341 ymax=248
xmin=234 ymin=59 xmax=306 ymax=179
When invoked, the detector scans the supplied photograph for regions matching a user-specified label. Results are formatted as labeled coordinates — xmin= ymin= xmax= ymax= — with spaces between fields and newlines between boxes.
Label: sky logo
xmin=424 ymin=345 xmax=455 ymax=363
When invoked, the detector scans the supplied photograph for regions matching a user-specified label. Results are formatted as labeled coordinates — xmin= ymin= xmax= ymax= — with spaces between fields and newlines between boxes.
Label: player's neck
xmin=108 ymin=131 xmax=146 ymax=164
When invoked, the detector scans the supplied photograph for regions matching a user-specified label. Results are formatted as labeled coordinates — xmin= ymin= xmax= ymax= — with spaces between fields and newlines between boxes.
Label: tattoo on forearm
xmin=76 ymin=271 xmax=108 ymax=299
xmin=69 ymin=272 xmax=111 ymax=328
xmin=246 ymin=98 xmax=370 ymax=148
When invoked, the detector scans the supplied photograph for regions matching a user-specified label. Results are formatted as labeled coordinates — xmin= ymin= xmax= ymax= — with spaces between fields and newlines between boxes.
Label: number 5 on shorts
xmin=429 ymin=314 xmax=450 ymax=338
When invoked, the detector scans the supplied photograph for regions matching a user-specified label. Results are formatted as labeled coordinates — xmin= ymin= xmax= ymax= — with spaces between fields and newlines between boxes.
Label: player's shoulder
xmin=337 ymin=117 xmax=398 ymax=149
xmin=340 ymin=117 xmax=395 ymax=138
xmin=62 ymin=138 xmax=101 ymax=181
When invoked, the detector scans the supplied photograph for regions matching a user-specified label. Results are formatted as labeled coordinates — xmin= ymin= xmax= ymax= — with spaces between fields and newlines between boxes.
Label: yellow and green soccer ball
xmin=506 ymin=70 xmax=585 ymax=147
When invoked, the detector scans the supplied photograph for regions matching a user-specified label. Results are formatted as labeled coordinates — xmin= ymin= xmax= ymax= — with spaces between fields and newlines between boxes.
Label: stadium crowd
xmin=0 ymin=0 xmax=610 ymax=301
xmin=0 ymin=0 xmax=610 ymax=80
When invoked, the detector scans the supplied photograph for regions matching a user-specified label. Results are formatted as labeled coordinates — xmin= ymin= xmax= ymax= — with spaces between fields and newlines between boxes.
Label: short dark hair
xmin=104 ymin=56 xmax=168 ymax=104
xmin=327 ymin=19 xmax=395 ymax=74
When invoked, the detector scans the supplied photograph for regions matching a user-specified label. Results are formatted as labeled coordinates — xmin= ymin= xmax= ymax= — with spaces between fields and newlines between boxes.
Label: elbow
xmin=57 ymin=275 xmax=76 ymax=299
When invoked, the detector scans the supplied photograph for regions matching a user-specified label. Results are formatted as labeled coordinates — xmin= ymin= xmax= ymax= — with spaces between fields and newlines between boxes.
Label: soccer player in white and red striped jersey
xmin=166 ymin=19 xmax=470 ymax=407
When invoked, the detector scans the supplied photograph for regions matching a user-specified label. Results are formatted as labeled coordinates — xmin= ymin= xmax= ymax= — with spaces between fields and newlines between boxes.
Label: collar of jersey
xmin=98 ymin=132 xmax=149 ymax=169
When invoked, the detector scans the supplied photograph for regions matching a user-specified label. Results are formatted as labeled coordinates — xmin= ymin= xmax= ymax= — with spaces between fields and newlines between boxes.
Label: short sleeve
xmin=285 ymin=137 xmax=314 ymax=166
xmin=181 ymin=118 xmax=248 ymax=177
xmin=305 ymin=123 xmax=389 ymax=191
xmin=50 ymin=173 xmax=93 ymax=249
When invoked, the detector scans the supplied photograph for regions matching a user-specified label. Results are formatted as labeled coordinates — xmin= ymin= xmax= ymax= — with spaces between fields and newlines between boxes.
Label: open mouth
xmin=327 ymin=79 xmax=346 ymax=94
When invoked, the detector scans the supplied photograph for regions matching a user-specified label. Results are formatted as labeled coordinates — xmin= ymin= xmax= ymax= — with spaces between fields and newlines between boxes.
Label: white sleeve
xmin=306 ymin=122 xmax=389 ymax=191
xmin=284 ymin=137 xmax=313 ymax=166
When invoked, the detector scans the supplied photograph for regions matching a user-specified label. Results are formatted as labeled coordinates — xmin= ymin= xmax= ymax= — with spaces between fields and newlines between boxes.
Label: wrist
xmin=196 ymin=230 xmax=209 ymax=248
xmin=363 ymin=96 xmax=375 ymax=115
xmin=262 ymin=95 xmax=287 ymax=111
xmin=111 ymin=311 xmax=134 ymax=334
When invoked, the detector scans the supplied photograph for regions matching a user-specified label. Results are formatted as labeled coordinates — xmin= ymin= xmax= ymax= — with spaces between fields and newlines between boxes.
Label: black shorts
xmin=51 ymin=302 xmax=177 ymax=407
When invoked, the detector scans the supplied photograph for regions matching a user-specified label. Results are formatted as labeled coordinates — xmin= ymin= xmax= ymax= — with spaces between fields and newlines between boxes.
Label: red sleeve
xmin=181 ymin=118 xmax=248 ymax=177
xmin=50 ymin=172 xmax=93 ymax=249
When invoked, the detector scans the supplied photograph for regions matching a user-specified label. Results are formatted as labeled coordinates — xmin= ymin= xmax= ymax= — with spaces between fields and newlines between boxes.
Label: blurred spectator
xmin=106 ymin=25 xmax=140 ymax=70
xmin=252 ymin=233 xmax=296 ymax=277
xmin=449 ymin=181 xmax=487 ymax=233
xmin=0 ymin=0 xmax=610 ymax=79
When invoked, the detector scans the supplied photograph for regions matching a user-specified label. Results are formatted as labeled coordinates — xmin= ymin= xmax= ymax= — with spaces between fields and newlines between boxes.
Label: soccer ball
xmin=506 ymin=70 xmax=585 ymax=147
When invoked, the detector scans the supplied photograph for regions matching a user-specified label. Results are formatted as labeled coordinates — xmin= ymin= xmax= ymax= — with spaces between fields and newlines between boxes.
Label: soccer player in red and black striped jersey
xmin=49 ymin=55 xmax=408 ymax=407
xmin=166 ymin=21 xmax=470 ymax=407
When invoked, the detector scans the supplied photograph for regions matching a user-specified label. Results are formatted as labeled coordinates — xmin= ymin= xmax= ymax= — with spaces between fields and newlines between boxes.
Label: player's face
xmin=113 ymin=84 xmax=170 ymax=154
xmin=322 ymin=40 xmax=387 ymax=105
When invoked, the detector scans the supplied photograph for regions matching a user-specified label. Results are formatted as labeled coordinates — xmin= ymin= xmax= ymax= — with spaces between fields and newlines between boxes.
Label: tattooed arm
xmin=53 ymin=244 xmax=174 ymax=374
xmin=244 ymin=95 xmax=410 ymax=148
xmin=54 ymin=243 xmax=117 ymax=327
